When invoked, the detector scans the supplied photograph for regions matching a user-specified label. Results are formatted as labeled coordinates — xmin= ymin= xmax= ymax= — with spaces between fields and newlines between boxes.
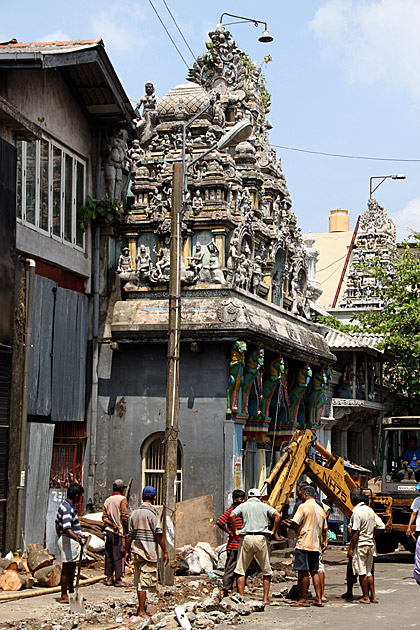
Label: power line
xmin=272 ymin=144 xmax=420 ymax=163
xmin=317 ymin=253 xmax=347 ymax=273
xmin=162 ymin=0 xmax=196 ymax=62
xmin=148 ymin=0 xmax=190 ymax=69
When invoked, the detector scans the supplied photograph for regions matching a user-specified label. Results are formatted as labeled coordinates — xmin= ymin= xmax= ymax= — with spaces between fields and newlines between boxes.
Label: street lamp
xmin=162 ymin=117 xmax=253 ymax=586
xmin=218 ymin=12 xmax=274 ymax=43
xmin=369 ymin=174 xmax=406 ymax=199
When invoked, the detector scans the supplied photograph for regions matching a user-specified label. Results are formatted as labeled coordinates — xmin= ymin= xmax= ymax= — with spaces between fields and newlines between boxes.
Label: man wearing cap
xmin=125 ymin=486 xmax=169 ymax=620
xmin=228 ymin=488 xmax=281 ymax=605
xmin=406 ymin=482 xmax=420 ymax=539
xmin=102 ymin=479 xmax=129 ymax=586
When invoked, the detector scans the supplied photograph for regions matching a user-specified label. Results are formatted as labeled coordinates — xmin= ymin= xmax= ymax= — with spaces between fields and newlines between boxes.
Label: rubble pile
xmin=1 ymin=560 xmax=297 ymax=630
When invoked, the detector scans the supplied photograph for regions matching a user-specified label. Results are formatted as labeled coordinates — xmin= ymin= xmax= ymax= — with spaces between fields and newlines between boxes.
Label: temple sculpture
xmin=107 ymin=25 xmax=335 ymax=500
xmin=340 ymin=198 xmax=396 ymax=309
xmin=117 ymin=25 xmax=311 ymax=315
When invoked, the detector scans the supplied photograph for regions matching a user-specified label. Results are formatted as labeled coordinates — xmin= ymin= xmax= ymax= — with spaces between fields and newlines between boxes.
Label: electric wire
xmin=162 ymin=0 xmax=196 ymax=62
xmin=317 ymin=253 xmax=348 ymax=273
xmin=272 ymin=144 xmax=420 ymax=162
xmin=148 ymin=0 xmax=190 ymax=69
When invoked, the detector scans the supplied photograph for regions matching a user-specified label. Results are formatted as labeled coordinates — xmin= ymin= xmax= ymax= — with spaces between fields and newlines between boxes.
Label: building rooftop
xmin=325 ymin=328 xmax=385 ymax=353
xmin=0 ymin=39 xmax=136 ymax=129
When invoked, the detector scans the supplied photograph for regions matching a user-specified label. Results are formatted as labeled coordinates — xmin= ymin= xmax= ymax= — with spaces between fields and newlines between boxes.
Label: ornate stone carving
xmin=340 ymin=198 xmax=396 ymax=309
xmin=103 ymin=132 xmax=126 ymax=200
xmin=217 ymin=298 xmax=241 ymax=323
xmin=136 ymin=81 xmax=158 ymax=147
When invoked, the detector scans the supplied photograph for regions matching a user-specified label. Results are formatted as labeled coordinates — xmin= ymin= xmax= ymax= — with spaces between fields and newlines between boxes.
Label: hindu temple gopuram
xmin=96 ymin=25 xmax=334 ymax=512
xmin=339 ymin=198 xmax=397 ymax=309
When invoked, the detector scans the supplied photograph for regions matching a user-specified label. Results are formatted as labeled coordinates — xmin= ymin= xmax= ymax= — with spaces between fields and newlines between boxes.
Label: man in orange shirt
xmin=102 ymin=479 xmax=129 ymax=586
xmin=284 ymin=485 xmax=327 ymax=607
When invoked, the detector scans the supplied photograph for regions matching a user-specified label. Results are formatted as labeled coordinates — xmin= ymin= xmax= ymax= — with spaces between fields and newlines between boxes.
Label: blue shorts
xmin=293 ymin=548 xmax=320 ymax=573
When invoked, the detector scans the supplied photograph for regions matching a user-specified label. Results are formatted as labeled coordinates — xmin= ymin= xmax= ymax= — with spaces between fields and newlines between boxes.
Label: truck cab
xmin=378 ymin=417 xmax=420 ymax=497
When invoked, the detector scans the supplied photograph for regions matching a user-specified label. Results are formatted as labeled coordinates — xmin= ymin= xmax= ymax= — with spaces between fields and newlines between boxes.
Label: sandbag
xmin=194 ymin=542 xmax=216 ymax=573
xmin=177 ymin=545 xmax=201 ymax=575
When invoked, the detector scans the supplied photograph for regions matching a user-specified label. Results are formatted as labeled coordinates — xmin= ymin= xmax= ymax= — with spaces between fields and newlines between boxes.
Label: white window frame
xmin=16 ymin=137 xmax=86 ymax=252
xmin=142 ymin=433 xmax=183 ymax=507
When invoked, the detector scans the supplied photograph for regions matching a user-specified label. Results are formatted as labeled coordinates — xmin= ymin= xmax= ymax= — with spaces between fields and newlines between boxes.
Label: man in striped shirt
xmin=55 ymin=483 xmax=85 ymax=604
xmin=125 ymin=486 xmax=168 ymax=620
xmin=216 ymin=489 xmax=245 ymax=597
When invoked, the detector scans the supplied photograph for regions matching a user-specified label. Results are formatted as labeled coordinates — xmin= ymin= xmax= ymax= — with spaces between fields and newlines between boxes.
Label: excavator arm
xmin=264 ymin=429 xmax=358 ymax=519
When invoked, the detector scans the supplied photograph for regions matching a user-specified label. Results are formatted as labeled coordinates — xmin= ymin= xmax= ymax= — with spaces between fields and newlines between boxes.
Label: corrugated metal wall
xmin=28 ymin=277 xmax=88 ymax=422
xmin=23 ymin=422 xmax=55 ymax=545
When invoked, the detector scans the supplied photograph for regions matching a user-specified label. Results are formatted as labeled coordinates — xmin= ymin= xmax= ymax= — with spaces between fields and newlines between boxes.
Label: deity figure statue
xmin=149 ymin=188 xmax=164 ymax=217
xmin=192 ymin=190 xmax=203 ymax=215
xmin=186 ymin=242 xmax=204 ymax=280
xmin=117 ymin=247 xmax=134 ymax=273
xmin=201 ymin=239 xmax=225 ymax=284
xmin=137 ymin=244 xmax=152 ymax=279
xmin=136 ymin=81 xmax=158 ymax=147
xmin=205 ymin=127 xmax=217 ymax=145
xmin=251 ymin=255 xmax=263 ymax=294
xmin=226 ymin=236 xmax=240 ymax=284
xmin=272 ymin=270 xmax=281 ymax=304
xmin=152 ymin=238 xmax=170 ymax=280
xmin=128 ymin=139 xmax=144 ymax=169
xmin=103 ymin=132 xmax=126 ymax=200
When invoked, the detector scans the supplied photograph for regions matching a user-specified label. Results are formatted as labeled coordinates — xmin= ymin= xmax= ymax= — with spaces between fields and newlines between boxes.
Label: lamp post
xmin=218 ymin=12 xmax=273 ymax=43
xmin=162 ymin=116 xmax=252 ymax=586
xmin=369 ymin=174 xmax=406 ymax=199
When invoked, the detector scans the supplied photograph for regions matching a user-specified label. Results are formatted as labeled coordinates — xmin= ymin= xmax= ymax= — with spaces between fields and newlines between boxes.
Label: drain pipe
xmin=87 ymin=131 xmax=102 ymax=507
xmin=15 ymin=257 xmax=36 ymax=551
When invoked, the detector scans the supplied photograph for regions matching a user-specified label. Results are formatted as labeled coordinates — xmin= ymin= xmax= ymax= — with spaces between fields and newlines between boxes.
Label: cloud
xmin=308 ymin=0 xmax=420 ymax=103
xmin=90 ymin=2 xmax=151 ymax=52
xmin=390 ymin=197 xmax=420 ymax=239
xmin=38 ymin=30 xmax=71 ymax=42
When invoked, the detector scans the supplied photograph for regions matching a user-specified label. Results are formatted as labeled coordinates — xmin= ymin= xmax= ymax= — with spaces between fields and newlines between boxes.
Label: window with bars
xmin=142 ymin=434 xmax=182 ymax=506
xmin=16 ymin=138 xmax=86 ymax=250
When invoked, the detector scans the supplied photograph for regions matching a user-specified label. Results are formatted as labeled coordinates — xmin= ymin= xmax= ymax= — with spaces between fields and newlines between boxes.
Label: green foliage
xmin=37 ymin=116 xmax=47 ymax=127
xmin=357 ymin=233 xmax=420 ymax=410
xmin=237 ymin=50 xmax=272 ymax=115
xmin=316 ymin=314 xmax=360 ymax=334
xmin=78 ymin=194 xmax=123 ymax=233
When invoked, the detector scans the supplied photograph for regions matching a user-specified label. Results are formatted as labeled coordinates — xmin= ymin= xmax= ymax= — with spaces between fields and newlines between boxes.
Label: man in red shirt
xmin=216 ymin=490 xmax=246 ymax=597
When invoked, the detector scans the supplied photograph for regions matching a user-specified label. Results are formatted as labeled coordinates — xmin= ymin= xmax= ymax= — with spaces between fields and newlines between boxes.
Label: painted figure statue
xmin=241 ymin=349 xmax=265 ymax=416
xmin=306 ymin=368 xmax=328 ymax=427
xmin=226 ymin=340 xmax=247 ymax=415
xmin=260 ymin=358 xmax=285 ymax=420
xmin=288 ymin=364 xmax=312 ymax=424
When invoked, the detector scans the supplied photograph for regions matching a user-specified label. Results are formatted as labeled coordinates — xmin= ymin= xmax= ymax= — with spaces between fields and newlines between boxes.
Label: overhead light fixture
xmin=219 ymin=13 xmax=274 ymax=44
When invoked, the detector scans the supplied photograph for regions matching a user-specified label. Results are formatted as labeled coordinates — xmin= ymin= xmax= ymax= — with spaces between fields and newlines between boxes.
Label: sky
xmin=3 ymin=0 xmax=420 ymax=240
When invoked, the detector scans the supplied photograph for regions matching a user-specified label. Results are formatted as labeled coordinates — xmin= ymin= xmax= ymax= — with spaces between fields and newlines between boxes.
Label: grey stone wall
xmin=96 ymin=340 xmax=230 ymax=518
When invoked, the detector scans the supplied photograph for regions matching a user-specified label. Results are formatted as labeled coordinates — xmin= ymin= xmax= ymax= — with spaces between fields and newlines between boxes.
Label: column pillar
xmin=126 ymin=232 xmax=138 ymax=270
xmin=183 ymin=235 xmax=192 ymax=266
xmin=262 ymin=260 xmax=274 ymax=301
xmin=212 ymin=228 xmax=228 ymax=267
xmin=256 ymin=444 xmax=267 ymax=489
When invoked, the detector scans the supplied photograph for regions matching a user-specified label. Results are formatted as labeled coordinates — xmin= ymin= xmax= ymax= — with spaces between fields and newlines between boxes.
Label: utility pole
xmin=162 ymin=161 xmax=182 ymax=585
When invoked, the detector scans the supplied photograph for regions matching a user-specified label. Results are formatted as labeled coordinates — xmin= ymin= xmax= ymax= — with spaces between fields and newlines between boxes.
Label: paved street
xmin=0 ymin=548 xmax=418 ymax=629
xmin=218 ymin=548 xmax=420 ymax=630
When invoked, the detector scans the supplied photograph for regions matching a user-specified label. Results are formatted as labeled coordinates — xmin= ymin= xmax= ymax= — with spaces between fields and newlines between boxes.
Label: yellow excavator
xmin=262 ymin=427 xmax=416 ymax=553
